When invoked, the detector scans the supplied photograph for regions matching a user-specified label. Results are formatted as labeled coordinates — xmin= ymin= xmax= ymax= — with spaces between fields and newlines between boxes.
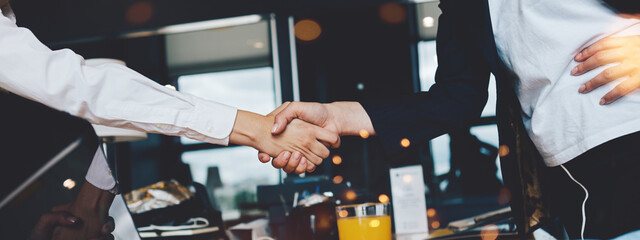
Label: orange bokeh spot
xmin=333 ymin=175 xmax=344 ymax=184
xmin=359 ymin=129 xmax=370 ymax=139
xmin=427 ymin=208 xmax=436 ymax=217
xmin=480 ymin=225 xmax=499 ymax=240
xmin=498 ymin=145 xmax=510 ymax=157
xmin=345 ymin=190 xmax=357 ymax=201
xmin=431 ymin=221 xmax=441 ymax=229
xmin=378 ymin=194 xmax=390 ymax=204
xmin=338 ymin=210 xmax=349 ymax=218
xmin=126 ymin=2 xmax=154 ymax=25
xmin=378 ymin=2 xmax=407 ymax=24
xmin=400 ymin=138 xmax=411 ymax=148
xmin=295 ymin=19 xmax=322 ymax=41
xmin=332 ymin=155 xmax=343 ymax=165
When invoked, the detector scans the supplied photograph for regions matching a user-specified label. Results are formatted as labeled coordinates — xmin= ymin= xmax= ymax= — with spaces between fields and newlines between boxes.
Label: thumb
xmin=272 ymin=103 xmax=303 ymax=135
xmin=258 ymin=152 xmax=271 ymax=163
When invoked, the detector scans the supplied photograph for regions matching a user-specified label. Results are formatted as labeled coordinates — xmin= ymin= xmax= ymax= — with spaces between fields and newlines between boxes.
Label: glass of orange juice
xmin=335 ymin=202 xmax=391 ymax=240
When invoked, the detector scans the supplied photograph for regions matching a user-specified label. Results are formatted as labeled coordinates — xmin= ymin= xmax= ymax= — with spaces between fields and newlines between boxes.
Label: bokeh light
xmin=332 ymin=155 xmax=343 ymax=165
xmin=498 ymin=145 xmax=510 ymax=157
xmin=63 ymin=179 xmax=76 ymax=190
xmin=369 ymin=219 xmax=381 ymax=228
xmin=427 ymin=208 xmax=436 ymax=217
xmin=431 ymin=221 xmax=440 ymax=229
xmin=333 ymin=175 xmax=344 ymax=184
xmin=338 ymin=209 xmax=349 ymax=218
xmin=295 ymin=19 xmax=322 ymax=41
xmin=359 ymin=129 xmax=370 ymax=139
xmin=126 ymin=2 xmax=154 ymax=25
xmin=345 ymin=190 xmax=357 ymax=201
xmin=378 ymin=2 xmax=407 ymax=24
xmin=402 ymin=174 xmax=413 ymax=183
xmin=422 ymin=16 xmax=435 ymax=28
xmin=400 ymin=138 xmax=411 ymax=148
xmin=480 ymin=225 xmax=499 ymax=240
xmin=378 ymin=194 xmax=390 ymax=204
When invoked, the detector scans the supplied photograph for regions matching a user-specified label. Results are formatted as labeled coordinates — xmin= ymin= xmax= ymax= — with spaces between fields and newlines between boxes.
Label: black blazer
xmin=363 ymin=0 xmax=551 ymax=235
xmin=364 ymin=0 xmax=640 ymax=235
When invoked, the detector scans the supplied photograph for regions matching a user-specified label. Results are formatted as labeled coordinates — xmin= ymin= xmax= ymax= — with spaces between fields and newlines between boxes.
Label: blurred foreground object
xmin=125 ymin=180 xmax=195 ymax=214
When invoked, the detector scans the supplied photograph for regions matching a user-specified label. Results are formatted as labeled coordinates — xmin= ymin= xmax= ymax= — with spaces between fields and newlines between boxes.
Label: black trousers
xmin=547 ymin=131 xmax=640 ymax=239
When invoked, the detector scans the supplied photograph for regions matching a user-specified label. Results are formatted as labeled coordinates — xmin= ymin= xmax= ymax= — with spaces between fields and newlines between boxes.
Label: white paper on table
xmin=389 ymin=165 xmax=429 ymax=235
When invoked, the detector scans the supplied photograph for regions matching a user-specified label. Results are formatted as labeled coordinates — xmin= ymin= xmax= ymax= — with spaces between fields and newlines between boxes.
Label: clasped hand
xmin=257 ymin=102 xmax=373 ymax=173
xmin=236 ymin=102 xmax=341 ymax=174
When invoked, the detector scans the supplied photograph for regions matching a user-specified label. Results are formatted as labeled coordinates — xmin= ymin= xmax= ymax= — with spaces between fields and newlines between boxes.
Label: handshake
xmin=230 ymin=101 xmax=375 ymax=174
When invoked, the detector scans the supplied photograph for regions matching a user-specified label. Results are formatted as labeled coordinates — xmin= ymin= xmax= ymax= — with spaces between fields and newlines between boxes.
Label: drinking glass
xmin=335 ymin=202 xmax=391 ymax=240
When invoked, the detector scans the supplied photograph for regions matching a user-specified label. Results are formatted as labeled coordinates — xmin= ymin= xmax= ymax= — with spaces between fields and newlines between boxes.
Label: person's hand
xmin=49 ymin=182 xmax=115 ymax=240
xmin=258 ymin=102 xmax=342 ymax=173
xmin=573 ymin=35 xmax=640 ymax=104
xmin=259 ymin=102 xmax=373 ymax=173
xmin=28 ymin=211 xmax=115 ymax=240
xmin=230 ymin=107 xmax=339 ymax=174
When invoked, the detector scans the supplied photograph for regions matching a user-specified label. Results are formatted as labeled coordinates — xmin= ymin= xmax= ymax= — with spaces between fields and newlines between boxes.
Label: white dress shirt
xmin=0 ymin=7 xmax=238 ymax=192
xmin=488 ymin=0 xmax=640 ymax=166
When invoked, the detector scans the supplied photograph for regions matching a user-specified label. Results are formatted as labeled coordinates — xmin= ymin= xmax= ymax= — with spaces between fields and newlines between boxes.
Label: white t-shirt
xmin=488 ymin=0 xmax=640 ymax=166
xmin=0 ymin=7 xmax=238 ymax=191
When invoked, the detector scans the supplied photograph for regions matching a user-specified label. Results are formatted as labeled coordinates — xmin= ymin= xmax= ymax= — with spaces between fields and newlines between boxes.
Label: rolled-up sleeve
xmin=0 ymin=13 xmax=237 ymax=145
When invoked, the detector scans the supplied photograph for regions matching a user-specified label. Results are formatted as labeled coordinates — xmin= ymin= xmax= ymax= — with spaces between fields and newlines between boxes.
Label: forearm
xmin=0 ymin=17 xmax=237 ymax=145
xmin=327 ymin=101 xmax=375 ymax=136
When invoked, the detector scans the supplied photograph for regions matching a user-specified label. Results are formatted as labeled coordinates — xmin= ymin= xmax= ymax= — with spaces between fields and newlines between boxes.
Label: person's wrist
xmin=230 ymin=111 xmax=271 ymax=150
xmin=253 ymin=115 xmax=276 ymax=152
xmin=327 ymin=101 xmax=374 ymax=136
xmin=327 ymin=102 xmax=356 ymax=136
xmin=74 ymin=182 xmax=114 ymax=217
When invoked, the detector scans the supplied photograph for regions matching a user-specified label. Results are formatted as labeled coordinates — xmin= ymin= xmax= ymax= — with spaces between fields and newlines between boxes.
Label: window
xmin=417 ymin=40 xmax=502 ymax=183
xmin=165 ymin=17 xmax=282 ymax=221
xmin=178 ymin=67 xmax=280 ymax=220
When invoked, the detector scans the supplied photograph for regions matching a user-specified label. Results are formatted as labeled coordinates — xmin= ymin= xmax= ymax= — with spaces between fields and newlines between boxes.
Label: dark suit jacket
xmin=363 ymin=0 xmax=552 ymax=235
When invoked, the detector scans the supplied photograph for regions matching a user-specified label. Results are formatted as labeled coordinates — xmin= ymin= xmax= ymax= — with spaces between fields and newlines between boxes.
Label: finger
xmin=38 ymin=212 xmax=79 ymax=228
xmin=272 ymin=151 xmax=291 ymax=169
xmin=309 ymin=139 xmax=331 ymax=161
xmin=313 ymin=126 xmax=341 ymax=148
xmin=575 ymin=36 xmax=629 ymax=62
xmin=272 ymin=103 xmax=304 ymax=135
xmin=572 ymin=49 xmax=625 ymax=75
xmin=29 ymin=212 xmax=80 ymax=240
xmin=284 ymin=151 xmax=302 ymax=173
xmin=294 ymin=158 xmax=307 ymax=174
xmin=601 ymin=77 xmax=640 ymax=104
xmin=306 ymin=159 xmax=317 ymax=173
xmin=258 ymin=152 xmax=271 ymax=163
xmin=101 ymin=217 xmax=115 ymax=235
xmin=580 ymin=63 xmax=635 ymax=93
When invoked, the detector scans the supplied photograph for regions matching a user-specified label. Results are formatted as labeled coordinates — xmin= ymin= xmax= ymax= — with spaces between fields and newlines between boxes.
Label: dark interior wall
xmin=294 ymin=3 xmax=422 ymax=201
xmin=295 ymin=4 xmax=418 ymax=102
xmin=10 ymin=0 xmax=403 ymax=44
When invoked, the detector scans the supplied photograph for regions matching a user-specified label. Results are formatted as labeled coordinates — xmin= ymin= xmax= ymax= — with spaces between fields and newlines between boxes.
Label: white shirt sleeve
xmin=0 ymin=12 xmax=238 ymax=145
xmin=85 ymin=146 xmax=119 ymax=194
